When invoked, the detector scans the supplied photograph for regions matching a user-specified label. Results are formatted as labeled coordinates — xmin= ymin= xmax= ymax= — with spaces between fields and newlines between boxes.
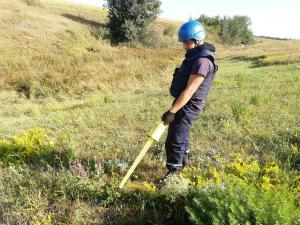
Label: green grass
xmin=1 ymin=0 xmax=300 ymax=224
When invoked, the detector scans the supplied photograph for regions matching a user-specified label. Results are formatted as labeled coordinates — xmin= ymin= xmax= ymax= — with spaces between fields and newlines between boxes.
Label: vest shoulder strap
xmin=186 ymin=50 xmax=217 ymax=72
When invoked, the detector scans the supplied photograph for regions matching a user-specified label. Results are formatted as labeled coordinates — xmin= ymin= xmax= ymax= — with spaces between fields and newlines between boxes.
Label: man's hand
xmin=161 ymin=110 xmax=175 ymax=125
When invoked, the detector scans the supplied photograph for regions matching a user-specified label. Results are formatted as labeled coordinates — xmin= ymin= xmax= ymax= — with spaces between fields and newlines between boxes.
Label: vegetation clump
xmin=106 ymin=0 xmax=161 ymax=44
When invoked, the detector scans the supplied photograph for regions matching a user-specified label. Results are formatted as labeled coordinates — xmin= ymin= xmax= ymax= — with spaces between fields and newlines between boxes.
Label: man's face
xmin=182 ymin=40 xmax=196 ymax=51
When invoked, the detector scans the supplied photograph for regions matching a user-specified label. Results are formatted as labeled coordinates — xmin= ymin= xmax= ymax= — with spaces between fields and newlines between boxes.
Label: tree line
xmin=198 ymin=14 xmax=254 ymax=45
xmin=105 ymin=0 xmax=254 ymax=45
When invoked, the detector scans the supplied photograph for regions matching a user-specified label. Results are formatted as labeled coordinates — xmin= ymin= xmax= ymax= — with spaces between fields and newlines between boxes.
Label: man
xmin=161 ymin=20 xmax=218 ymax=178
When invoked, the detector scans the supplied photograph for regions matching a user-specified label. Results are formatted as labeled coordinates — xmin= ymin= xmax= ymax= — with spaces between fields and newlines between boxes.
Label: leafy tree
xmin=198 ymin=14 xmax=222 ymax=29
xmin=220 ymin=16 xmax=254 ymax=45
xmin=198 ymin=15 xmax=254 ymax=45
xmin=106 ymin=0 xmax=161 ymax=44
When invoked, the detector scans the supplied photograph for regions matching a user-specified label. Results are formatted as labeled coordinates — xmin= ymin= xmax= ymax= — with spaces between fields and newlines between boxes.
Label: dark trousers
xmin=165 ymin=99 xmax=205 ymax=172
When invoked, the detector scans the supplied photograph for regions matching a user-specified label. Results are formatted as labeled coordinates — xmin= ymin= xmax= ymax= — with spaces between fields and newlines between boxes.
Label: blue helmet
xmin=178 ymin=20 xmax=206 ymax=42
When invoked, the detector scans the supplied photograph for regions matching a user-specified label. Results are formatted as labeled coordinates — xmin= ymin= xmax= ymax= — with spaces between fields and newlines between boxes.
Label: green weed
xmin=250 ymin=94 xmax=268 ymax=105
xmin=231 ymin=102 xmax=253 ymax=122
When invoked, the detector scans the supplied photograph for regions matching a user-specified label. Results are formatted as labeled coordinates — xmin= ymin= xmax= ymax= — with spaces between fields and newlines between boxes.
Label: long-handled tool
xmin=118 ymin=122 xmax=167 ymax=189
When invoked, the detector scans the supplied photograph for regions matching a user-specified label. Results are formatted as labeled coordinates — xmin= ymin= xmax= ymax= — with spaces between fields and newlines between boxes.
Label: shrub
xmin=15 ymin=78 xmax=31 ymax=99
xmin=106 ymin=0 xmax=161 ymax=44
xmin=160 ymin=176 xmax=189 ymax=203
xmin=104 ymin=151 xmax=300 ymax=224
xmin=180 ymin=152 xmax=300 ymax=224
xmin=163 ymin=24 xmax=177 ymax=37
xmin=186 ymin=176 xmax=300 ymax=225
xmin=0 ymin=128 xmax=73 ymax=167
xmin=90 ymin=25 xmax=109 ymax=40
xmin=186 ymin=181 xmax=254 ymax=225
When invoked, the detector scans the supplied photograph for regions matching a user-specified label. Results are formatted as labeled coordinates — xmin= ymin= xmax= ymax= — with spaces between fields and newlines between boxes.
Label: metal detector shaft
xmin=119 ymin=122 xmax=167 ymax=189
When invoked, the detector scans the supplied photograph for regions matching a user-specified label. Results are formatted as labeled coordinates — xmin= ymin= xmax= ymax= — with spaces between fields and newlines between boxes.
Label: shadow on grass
xmin=62 ymin=13 xmax=104 ymax=27
xmin=229 ymin=55 xmax=267 ymax=68
xmin=0 ymin=145 xmax=74 ymax=169
xmin=62 ymin=13 xmax=109 ymax=40
xmin=229 ymin=55 xmax=300 ymax=68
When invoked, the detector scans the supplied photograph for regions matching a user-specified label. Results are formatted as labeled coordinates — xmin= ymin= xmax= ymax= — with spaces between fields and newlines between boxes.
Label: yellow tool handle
xmin=118 ymin=123 xmax=167 ymax=189
xmin=119 ymin=137 xmax=154 ymax=189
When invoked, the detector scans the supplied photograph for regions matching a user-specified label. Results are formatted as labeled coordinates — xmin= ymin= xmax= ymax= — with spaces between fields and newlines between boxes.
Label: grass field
xmin=1 ymin=0 xmax=300 ymax=224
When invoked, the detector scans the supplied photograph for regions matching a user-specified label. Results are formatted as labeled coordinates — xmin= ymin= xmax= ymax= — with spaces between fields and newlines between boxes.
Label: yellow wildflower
xmin=128 ymin=181 xmax=156 ymax=192
xmin=265 ymin=163 xmax=280 ymax=175
xmin=142 ymin=182 xmax=156 ymax=192
xmin=262 ymin=176 xmax=273 ymax=190
xmin=210 ymin=168 xmax=222 ymax=184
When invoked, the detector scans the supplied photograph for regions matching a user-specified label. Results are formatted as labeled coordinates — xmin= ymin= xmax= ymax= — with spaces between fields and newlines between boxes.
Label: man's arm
xmin=169 ymin=74 xmax=204 ymax=113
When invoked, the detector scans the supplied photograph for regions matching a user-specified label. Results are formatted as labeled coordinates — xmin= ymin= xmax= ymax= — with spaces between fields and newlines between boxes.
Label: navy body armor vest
xmin=170 ymin=44 xmax=218 ymax=100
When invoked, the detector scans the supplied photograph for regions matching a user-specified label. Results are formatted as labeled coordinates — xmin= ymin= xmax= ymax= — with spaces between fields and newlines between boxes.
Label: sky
xmin=66 ymin=0 xmax=300 ymax=39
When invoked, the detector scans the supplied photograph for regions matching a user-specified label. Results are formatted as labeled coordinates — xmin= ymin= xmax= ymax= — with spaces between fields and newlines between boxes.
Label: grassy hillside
xmin=0 ymin=0 xmax=300 ymax=224
xmin=0 ymin=0 xmax=183 ymax=97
